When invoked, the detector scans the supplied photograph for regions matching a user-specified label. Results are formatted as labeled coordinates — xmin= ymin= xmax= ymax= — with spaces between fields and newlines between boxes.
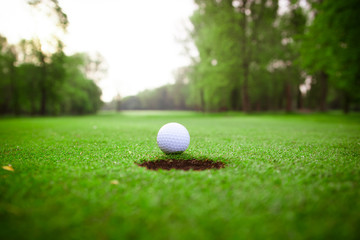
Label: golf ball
xmin=157 ymin=122 xmax=190 ymax=154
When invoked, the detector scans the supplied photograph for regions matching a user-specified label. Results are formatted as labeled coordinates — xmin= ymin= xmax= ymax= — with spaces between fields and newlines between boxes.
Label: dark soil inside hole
xmin=137 ymin=159 xmax=225 ymax=171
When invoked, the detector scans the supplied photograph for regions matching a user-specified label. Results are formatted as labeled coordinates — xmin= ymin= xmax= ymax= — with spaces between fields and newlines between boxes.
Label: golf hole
xmin=137 ymin=159 xmax=225 ymax=171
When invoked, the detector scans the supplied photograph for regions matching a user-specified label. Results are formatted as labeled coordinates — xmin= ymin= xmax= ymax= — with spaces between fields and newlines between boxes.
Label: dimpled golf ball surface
xmin=157 ymin=122 xmax=190 ymax=154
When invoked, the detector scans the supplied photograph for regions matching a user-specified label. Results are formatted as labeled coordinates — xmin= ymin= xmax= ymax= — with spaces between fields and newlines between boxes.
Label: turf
xmin=0 ymin=111 xmax=359 ymax=240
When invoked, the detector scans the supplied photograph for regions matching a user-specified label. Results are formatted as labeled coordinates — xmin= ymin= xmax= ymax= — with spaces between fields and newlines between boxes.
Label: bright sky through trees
xmin=0 ymin=0 xmax=196 ymax=102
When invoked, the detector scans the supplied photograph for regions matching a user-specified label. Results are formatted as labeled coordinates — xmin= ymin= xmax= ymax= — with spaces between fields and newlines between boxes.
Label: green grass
xmin=1 ymin=111 xmax=359 ymax=240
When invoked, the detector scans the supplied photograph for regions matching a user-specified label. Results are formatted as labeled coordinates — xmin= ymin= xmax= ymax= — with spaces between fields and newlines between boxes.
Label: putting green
xmin=0 ymin=111 xmax=359 ymax=239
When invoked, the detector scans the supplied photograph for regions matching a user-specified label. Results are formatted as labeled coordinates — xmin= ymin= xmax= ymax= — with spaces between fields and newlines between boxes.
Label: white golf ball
xmin=157 ymin=122 xmax=190 ymax=154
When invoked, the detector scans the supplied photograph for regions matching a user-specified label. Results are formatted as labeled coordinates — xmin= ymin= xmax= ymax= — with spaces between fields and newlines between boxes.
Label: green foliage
xmin=190 ymin=0 xmax=243 ymax=111
xmin=60 ymin=54 xmax=102 ymax=114
xmin=0 ymin=0 xmax=102 ymax=115
xmin=0 ymin=36 xmax=102 ymax=115
xmin=28 ymin=0 xmax=69 ymax=32
xmin=0 ymin=36 xmax=18 ymax=114
xmin=0 ymin=112 xmax=359 ymax=239
xmin=299 ymin=0 xmax=360 ymax=111
xmin=187 ymin=0 xmax=307 ymax=112
xmin=175 ymin=0 xmax=359 ymax=112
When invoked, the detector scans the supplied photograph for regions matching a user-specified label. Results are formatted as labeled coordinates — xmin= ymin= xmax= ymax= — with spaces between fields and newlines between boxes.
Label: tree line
xmin=119 ymin=0 xmax=359 ymax=113
xmin=0 ymin=36 xmax=102 ymax=115
xmin=0 ymin=0 xmax=103 ymax=116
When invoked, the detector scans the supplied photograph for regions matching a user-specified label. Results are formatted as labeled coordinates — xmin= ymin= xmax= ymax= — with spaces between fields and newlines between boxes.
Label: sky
xmin=0 ymin=0 xmax=197 ymax=102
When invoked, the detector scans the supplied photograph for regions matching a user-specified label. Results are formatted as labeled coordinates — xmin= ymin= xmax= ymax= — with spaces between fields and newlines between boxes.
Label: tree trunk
xmin=30 ymin=78 xmax=37 ymax=115
xmin=39 ymin=52 xmax=47 ymax=115
xmin=116 ymin=100 xmax=121 ymax=112
xmin=9 ymin=62 xmax=19 ymax=115
xmin=40 ymin=71 xmax=47 ymax=115
xmin=285 ymin=82 xmax=292 ymax=112
xmin=200 ymin=89 xmax=205 ymax=112
xmin=297 ymin=85 xmax=303 ymax=110
xmin=319 ymin=71 xmax=328 ymax=112
xmin=231 ymin=88 xmax=240 ymax=110
xmin=240 ymin=0 xmax=250 ymax=112
xmin=343 ymin=92 xmax=350 ymax=114
xmin=242 ymin=62 xmax=250 ymax=112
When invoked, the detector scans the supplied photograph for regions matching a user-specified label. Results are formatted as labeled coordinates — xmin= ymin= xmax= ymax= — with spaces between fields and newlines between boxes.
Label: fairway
xmin=1 ymin=112 xmax=359 ymax=239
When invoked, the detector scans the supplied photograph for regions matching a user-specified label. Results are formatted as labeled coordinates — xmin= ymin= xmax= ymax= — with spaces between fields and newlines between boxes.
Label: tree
xmin=300 ymin=0 xmax=360 ymax=113
xmin=0 ymin=36 xmax=18 ymax=114
xmin=27 ymin=0 xmax=68 ymax=115
xmin=276 ymin=3 xmax=307 ymax=112
xmin=60 ymin=53 xmax=102 ymax=114
xmin=28 ymin=0 xmax=68 ymax=31
xmin=189 ymin=0 xmax=283 ymax=112
xmin=190 ymin=0 xmax=243 ymax=111
xmin=0 ymin=37 xmax=103 ymax=115
xmin=0 ymin=1 xmax=104 ymax=116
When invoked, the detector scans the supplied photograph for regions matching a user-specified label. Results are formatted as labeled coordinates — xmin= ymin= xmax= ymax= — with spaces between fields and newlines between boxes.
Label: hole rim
xmin=136 ymin=158 xmax=226 ymax=171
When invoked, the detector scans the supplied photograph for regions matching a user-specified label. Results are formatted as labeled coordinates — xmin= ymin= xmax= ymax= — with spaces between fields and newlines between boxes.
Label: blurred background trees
xmin=118 ymin=0 xmax=359 ymax=113
xmin=0 ymin=36 xmax=103 ymax=115
xmin=299 ymin=0 xmax=360 ymax=113
xmin=0 ymin=0 xmax=103 ymax=115
xmin=1 ymin=0 xmax=359 ymax=115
